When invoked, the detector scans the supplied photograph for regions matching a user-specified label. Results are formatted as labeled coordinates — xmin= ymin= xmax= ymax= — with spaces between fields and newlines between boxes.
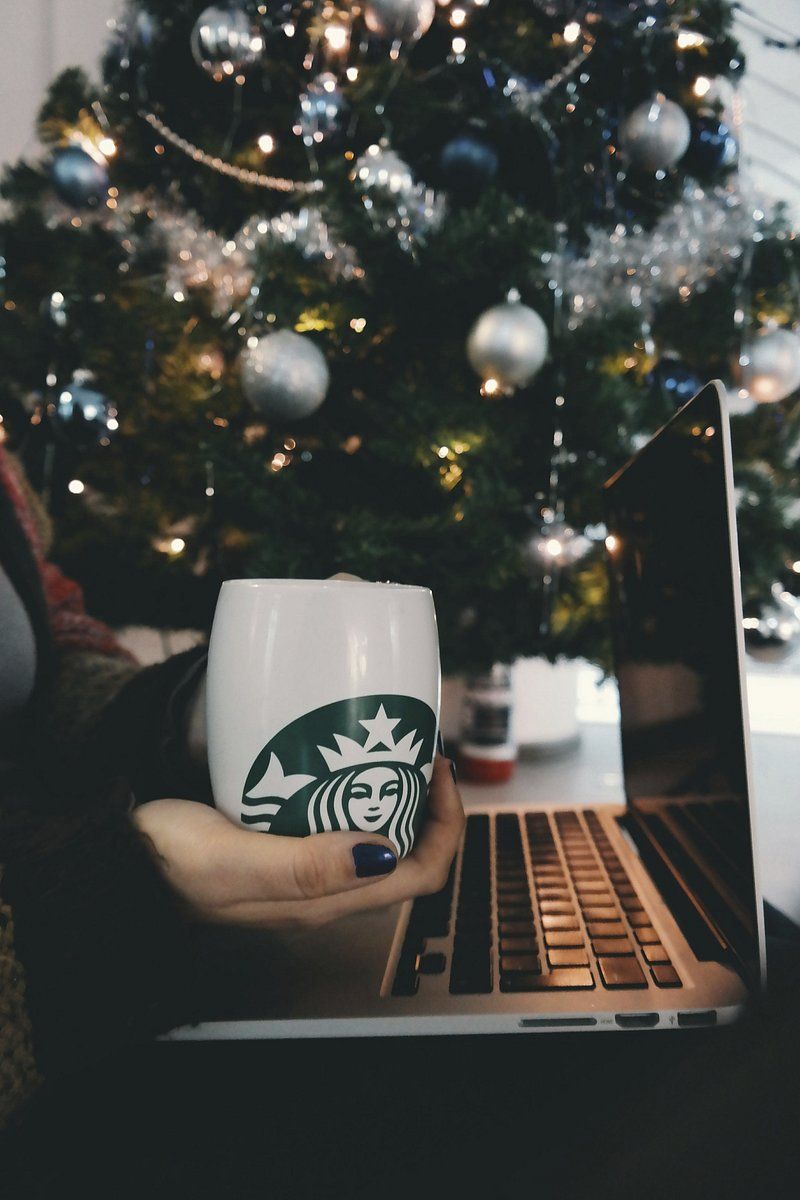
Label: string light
xmin=693 ymin=75 xmax=712 ymax=98
xmin=257 ymin=133 xmax=276 ymax=154
xmin=563 ymin=21 xmax=581 ymax=44
xmin=98 ymin=136 xmax=117 ymax=157
xmin=68 ymin=479 xmax=85 ymax=495
xmin=324 ymin=24 xmax=348 ymax=51
xmin=450 ymin=8 xmax=466 ymax=27
xmin=452 ymin=36 xmax=466 ymax=55
xmin=605 ymin=534 xmax=619 ymax=552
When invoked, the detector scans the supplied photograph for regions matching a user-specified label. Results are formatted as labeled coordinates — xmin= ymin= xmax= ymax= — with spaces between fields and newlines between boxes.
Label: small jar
xmin=458 ymin=664 xmax=517 ymax=783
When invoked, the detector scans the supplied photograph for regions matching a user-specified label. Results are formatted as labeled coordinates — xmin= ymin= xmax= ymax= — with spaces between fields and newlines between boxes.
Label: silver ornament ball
xmin=743 ymin=584 xmax=800 ymax=663
xmin=363 ymin=0 xmax=435 ymax=43
xmin=241 ymin=331 xmax=330 ymax=421
xmin=740 ymin=327 xmax=800 ymax=404
xmin=467 ymin=301 xmax=549 ymax=390
xmin=619 ymin=94 xmax=691 ymax=171
xmin=298 ymin=73 xmax=348 ymax=146
xmin=191 ymin=5 xmax=263 ymax=75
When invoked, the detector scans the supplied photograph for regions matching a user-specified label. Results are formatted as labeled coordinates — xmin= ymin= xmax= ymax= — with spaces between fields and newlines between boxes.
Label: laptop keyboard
xmin=392 ymin=811 xmax=682 ymax=997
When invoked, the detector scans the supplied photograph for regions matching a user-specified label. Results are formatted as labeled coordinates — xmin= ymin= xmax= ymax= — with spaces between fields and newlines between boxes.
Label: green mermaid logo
xmin=241 ymin=696 xmax=437 ymax=857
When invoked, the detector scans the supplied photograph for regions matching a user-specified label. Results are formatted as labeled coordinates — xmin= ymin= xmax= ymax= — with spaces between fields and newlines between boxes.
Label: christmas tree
xmin=2 ymin=0 xmax=800 ymax=671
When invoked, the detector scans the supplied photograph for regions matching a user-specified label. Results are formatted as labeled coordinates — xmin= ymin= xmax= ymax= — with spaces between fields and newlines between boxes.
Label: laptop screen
xmin=603 ymin=383 xmax=761 ymax=985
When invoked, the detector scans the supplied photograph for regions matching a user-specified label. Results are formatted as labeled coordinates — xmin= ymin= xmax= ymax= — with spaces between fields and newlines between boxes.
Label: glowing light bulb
xmin=346 ymin=66 xmax=359 ymax=81
xmin=792 ymin=561 xmax=800 ymax=574
xmin=693 ymin=75 xmax=711 ymax=98
xmin=257 ymin=133 xmax=275 ymax=154
xmin=98 ymin=136 xmax=117 ymax=157
xmin=169 ymin=537 xmax=186 ymax=555
xmin=438 ymin=446 xmax=450 ymax=459
xmin=563 ymin=21 xmax=581 ymax=43
xmin=545 ymin=538 xmax=562 ymax=558
xmin=452 ymin=35 xmax=466 ymax=54
xmin=325 ymin=23 xmax=348 ymax=50
xmin=605 ymin=534 xmax=619 ymax=552
xmin=483 ymin=377 xmax=499 ymax=395
xmin=68 ymin=479 xmax=85 ymax=495
xmin=450 ymin=7 xmax=466 ymax=26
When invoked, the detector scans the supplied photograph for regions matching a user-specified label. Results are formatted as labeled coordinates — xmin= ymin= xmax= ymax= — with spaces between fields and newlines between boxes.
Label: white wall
xmin=0 ymin=0 xmax=119 ymax=169
xmin=734 ymin=0 xmax=800 ymax=211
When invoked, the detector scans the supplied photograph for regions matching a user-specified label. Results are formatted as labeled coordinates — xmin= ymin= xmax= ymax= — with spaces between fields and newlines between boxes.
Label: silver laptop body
xmin=170 ymin=381 xmax=767 ymax=1040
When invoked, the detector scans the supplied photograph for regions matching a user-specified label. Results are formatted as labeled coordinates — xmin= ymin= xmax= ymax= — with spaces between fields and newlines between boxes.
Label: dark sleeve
xmin=35 ymin=645 xmax=212 ymax=808
xmin=0 ymin=782 xmax=204 ymax=1080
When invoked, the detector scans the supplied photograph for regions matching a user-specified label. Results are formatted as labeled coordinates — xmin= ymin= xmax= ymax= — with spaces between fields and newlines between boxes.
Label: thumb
xmin=223 ymin=828 xmax=399 ymax=903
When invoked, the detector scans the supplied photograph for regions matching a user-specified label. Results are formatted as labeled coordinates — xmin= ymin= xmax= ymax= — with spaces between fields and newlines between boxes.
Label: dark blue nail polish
xmin=450 ymin=758 xmax=458 ymax=784
xmin=353 ymin=844 xmax=397 ymax=878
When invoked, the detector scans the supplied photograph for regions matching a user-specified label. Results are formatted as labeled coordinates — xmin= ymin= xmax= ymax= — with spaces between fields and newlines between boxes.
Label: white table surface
xmin=458 ymin=721 xmax=800 ymax=925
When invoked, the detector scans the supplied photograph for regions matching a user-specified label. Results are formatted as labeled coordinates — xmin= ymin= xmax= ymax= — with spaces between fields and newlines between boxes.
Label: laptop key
xmin=544 ymin=930 xmax=585 ymax=948
xmin=539 ymin=901 xmax=576 ymax=916
xmin=581 ymin=906 xmax=619 ymax=922
xmin=634 ymin=926 xmax=660 ymax=945
xmin=500 ymin=969 xmax=595 ymax=992
xmin=541 ymin=914 xmax=580 ymax=931
xmin=627 ymin=912 xmax=653 ymax=928
xmin=500 ymin=920 xmax=537 ymax=936
xmin=588 ymin=921 xmax=626 ymax=938
xmin=548 ymin=948 xmax=590 ymax=968
xmin=417 ymin=952 xmax=447 ymax=975
xmin=500 ymin=955 xmax=541 ymax=973
xmin=642 ymin=944 xmax=671 ymax=965
xmin=651 ymin=964 xmax=682 ymax=988
xmin=500 ymin=937 xmax=538 ymax=954
xmin=592 ymin=938 xmax=634 ymax=956
xmin=598 ymin=957 xmax=647 ymax=989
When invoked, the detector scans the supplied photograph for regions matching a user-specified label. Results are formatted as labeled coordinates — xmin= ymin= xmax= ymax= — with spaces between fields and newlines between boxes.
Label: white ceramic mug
xmin=206 ymin=579 xmax=441 ymax=857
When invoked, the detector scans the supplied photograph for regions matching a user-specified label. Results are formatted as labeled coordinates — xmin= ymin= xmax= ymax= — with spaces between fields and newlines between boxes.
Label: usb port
xmin=678 ymin=1010 xmax=717 ymax=1027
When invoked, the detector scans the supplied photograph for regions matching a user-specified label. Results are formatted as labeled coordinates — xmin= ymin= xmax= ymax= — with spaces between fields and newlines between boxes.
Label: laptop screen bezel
xmin=603 ymin=381 xmax=767 ymax=990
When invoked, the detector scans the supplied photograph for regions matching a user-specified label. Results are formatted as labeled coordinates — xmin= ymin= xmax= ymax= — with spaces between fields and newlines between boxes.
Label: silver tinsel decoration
xmin=743 ymin=583 xmax=800 ymax=663
xmin=190 ymin=5 xmax=264 ymax=76
xmin=363 ymin=0 xmax=436 ymax=44
xmin=618 ymin=94 xmax=691 ymax=172
xmin=237 ymin=208 xmax=360 ymax=279
xmin=551 ymin=185 xmax=760 ymax=329
xmin=739 ymin=327 xmax=800 ymax=404
xmin=467 ymin=297 xmax=549 ymax=390
xmin=241 ymin=330 xmax=330 ymax=421
xmin=351 ymin=143 xmax=445 ymax=253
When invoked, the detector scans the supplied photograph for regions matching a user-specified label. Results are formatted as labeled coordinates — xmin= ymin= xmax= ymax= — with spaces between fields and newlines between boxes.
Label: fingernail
xmin=449 ymin=759 xmax=458 ymax=784
xmin=353 ymin=844 xmax=397 ymax=878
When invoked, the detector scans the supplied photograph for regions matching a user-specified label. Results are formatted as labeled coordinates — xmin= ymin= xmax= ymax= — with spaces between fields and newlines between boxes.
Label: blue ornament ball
xmin=686 ymin=113 xmax=738 ymax=176
xmin=50 ymin=146 xmax=109 ymax=208
xmin=649 ymin=355 xmax=703 ymax=408
xmin=55 ymin=375 xmax=112 ymax=447
xmin=439 ymin=134 xmax=499 ymax=198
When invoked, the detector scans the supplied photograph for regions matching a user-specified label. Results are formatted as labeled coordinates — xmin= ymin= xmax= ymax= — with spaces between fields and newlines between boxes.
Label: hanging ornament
xmin=520 ymin=521 xmax=592 ymax=574
xmin=685 ymin=113 xmax=738 ymax=177
xmin=53 ymin=371 xmax=114 ymax=448
xmin=190 ymin=5 xmax=264 ymax=77
xmin=743 ymin=584 xmax=800 ymax=663
xmin=740 ymin=327 xmax=800 ymax=404
xmin=352 ymin=142 xmax=415 ymax=196
xmin=467 ymin=296 xmax=549 ymax=391
xmin=50 ymin=145 xmax=109 ymax=208
xmin=297 ymin=73 xmax=348 ymax=148
xmin=439 ymin=134 xmax=499 ymax=200
xmin=618 ymin=94 xmax=691 ymax=172
xmin=363 ymin=0 xmax=435 ymax=45
xmin=648 ymin=354 xmax=703 ymax=409
xmin=241 ymin=330 xmax=330 ymax=421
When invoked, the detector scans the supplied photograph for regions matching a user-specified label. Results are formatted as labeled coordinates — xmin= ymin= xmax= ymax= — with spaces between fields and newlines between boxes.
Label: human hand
xmin=133 ymin=754 xmax=464 ymax=928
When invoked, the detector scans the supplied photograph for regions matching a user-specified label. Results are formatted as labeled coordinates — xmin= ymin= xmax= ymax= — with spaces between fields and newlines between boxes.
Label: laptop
xmin=169 ymin=381 xmax=766 ymax=1040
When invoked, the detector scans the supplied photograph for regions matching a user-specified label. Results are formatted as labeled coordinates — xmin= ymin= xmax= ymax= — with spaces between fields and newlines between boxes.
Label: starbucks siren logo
xmin=241 ymin=696 xmax=437 ymax=857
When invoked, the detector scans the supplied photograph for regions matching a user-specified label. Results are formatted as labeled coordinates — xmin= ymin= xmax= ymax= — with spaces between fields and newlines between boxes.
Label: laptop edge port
xmin=677 ymin=1010 xmax=717 ymax=1027
xmin=615 ymin=1013 xmax=660 ymax=1028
